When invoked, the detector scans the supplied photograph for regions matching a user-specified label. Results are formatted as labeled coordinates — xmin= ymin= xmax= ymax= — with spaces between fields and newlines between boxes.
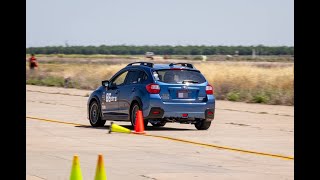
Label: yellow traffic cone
xmin=70 ymin=155 xmax=83 ymax=180
xmin=94 ymin=154 xmax=107 ymax=180
xmin=108 ymin=122 xmax=131 ymax=134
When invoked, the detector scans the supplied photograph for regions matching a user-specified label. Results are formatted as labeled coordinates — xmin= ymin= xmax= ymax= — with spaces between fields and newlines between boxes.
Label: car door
xmin=102 ymin=70 xmax=129 ymax=119
xmin=118 ymin=70 xmax=148 ymax=116
xmin=117 ymin=70 xmax=139 ymax=117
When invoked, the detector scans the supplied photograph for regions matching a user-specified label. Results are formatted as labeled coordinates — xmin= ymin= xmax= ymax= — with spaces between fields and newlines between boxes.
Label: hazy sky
xmin=26 ymin=0 xmax=294 ymax=47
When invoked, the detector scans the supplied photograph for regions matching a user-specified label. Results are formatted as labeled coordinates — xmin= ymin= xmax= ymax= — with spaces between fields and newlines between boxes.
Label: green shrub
xmin=227 ymin=92 xmax=240 ymax=101
xmin=42 ymin=76 xmax=64 ymax=87
xmin=252 ymin=92 xmax=270 ymax=103
xmin=193 ymin=56 xmax=203 ymax=60
xmin=26 ymin=78 xmax=42 ymax=85
xmin=26 ymin=76 xmax=64 ymax=87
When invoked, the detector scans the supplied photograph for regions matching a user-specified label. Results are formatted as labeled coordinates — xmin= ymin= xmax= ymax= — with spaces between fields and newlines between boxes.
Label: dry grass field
xmin=26 ymin=60 xmax=293 ymax=105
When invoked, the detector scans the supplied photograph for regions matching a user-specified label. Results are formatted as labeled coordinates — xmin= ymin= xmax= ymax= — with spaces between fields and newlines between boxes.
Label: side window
xmin=125 ymin=71 xmax=140 ymax=84
xmin=125 ymin=70 xmax=148 ymax=84
xmin=112 ymin=71 xmax=128 ymax=86
xmin=137 ymin=71 xmax=148 ymax=83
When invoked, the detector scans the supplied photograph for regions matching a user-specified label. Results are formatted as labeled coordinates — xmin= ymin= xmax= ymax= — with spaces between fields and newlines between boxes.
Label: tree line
xmin=26 ymin=45 xmax=294 ymax=55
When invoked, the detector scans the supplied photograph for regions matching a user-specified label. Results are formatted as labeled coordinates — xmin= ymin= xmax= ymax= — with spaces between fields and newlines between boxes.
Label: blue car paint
xmin=87 ymin=63 xmax=215 ymax=122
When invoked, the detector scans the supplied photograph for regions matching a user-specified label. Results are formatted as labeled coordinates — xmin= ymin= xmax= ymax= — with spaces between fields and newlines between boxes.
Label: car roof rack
xmin=169 ymin=63 xmax=195 ymax=69
xmin=127 ymin=62 xmax=154 ymax=67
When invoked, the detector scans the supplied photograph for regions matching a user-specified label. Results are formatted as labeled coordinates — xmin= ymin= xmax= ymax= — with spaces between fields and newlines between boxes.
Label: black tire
xmin=195 ymin=119 xmax=211 ymax=130
xmin=151 ymin=121 xmax=166 ymax=127
xmin=130 ymin=102 xmax=148 ymax=129
xmin=89 ymin=100 xmax=106 ymax=127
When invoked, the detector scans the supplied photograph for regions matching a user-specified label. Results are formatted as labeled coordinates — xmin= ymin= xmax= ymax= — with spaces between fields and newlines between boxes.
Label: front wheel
xmin=89 ymin=101 xmax=106 ymax=127
xmin=195 ymin=120 xmax=211 ymax=130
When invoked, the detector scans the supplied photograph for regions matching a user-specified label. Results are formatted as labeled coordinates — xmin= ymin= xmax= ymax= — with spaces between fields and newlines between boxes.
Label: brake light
xmin=206 ymin=85 xmax=214 ymax=94
xmin=146 ymin=83 xmax=160 ymax=94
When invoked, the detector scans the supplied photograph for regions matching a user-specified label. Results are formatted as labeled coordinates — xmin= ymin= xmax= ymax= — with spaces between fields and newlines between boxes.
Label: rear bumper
xmin=144 ymin=95 xmax=215 ymax=120
xmin=145 ymin=107 xmax=214 ymax=120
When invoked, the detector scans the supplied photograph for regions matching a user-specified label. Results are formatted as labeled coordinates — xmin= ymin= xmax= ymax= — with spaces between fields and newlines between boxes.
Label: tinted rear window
xmin=154 ymin=70 xmax=206 ymax=84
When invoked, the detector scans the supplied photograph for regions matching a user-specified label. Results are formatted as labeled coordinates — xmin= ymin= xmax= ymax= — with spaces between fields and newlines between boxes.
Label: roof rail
xmin=127 ymin=62 xmax=154 ymax=67
xmin=169 ymin=63 xmax=195 ymax=69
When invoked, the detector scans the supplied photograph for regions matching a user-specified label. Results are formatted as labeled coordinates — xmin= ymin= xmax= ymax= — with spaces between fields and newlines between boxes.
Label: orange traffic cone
xmin=133 ymin=110 xmax=146 ymax=134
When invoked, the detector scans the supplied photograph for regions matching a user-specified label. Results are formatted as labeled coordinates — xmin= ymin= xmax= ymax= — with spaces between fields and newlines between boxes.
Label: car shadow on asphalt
xmin=75 ymin=124 xmax=195 ymax=131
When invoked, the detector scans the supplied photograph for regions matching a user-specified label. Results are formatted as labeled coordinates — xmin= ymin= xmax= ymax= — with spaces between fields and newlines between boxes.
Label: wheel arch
xmin=130 ymin=96 xmax=143 ymax=112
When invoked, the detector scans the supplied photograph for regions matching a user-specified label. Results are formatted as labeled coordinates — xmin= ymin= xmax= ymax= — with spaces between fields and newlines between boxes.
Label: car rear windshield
xmin=154 ymin=69 xmax=206 ymax=84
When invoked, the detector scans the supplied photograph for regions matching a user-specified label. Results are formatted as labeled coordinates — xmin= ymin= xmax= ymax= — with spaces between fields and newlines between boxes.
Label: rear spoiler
xmin=169 ymin=63 xmax=195 ymax=69
xmin=127 ymin=62 xmax=153 ymax=67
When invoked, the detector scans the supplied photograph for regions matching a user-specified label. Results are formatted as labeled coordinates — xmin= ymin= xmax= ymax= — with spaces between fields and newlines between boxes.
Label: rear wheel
xmin=195 ymin=119 xmax=211 ymax=130
xmin=89 ymin=100 xmax=106 ymax=127
xmin=130 ymin=103 xmax=148 ymax=129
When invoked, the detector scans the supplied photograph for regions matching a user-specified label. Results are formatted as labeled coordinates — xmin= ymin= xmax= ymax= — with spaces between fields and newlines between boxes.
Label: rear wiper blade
xmin=182 ymin=80 xmax=198 ymax=84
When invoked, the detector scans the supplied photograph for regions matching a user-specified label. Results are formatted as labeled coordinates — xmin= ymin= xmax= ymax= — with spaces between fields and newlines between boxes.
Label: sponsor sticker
xmin=106 ymin=93 xmax=117 ymax=102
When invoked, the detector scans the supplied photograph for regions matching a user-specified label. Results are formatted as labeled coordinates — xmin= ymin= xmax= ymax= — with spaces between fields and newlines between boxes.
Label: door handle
xmin=132 ymin=88 xmax=135 ymax=92
xmin=115 ymin=89 xmax=120 ymax=94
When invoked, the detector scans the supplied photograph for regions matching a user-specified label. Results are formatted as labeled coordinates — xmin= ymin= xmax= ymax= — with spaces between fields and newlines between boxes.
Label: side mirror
xmin=109 ymin=82 xmax=116 ymax=89
xmin=102 ymin=80 xmax=109 ymax=87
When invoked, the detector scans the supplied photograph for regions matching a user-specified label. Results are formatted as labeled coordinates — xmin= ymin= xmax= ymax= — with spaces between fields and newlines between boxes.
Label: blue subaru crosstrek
xmin=87 ymin=62 xmax=215 ymax=130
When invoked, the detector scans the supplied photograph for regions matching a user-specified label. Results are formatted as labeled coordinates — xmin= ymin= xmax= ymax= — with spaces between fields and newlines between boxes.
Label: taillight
xmin=206 ymin=85 xmax=214 ymax=94
xmin=146 ymin=83 xmax=160 ymax=94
